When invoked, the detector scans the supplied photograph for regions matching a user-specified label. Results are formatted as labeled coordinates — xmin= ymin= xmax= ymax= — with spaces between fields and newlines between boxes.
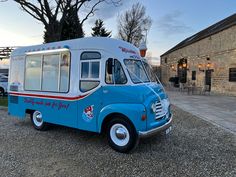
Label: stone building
xmin=160 ymin=13 xmax=236 ymax=96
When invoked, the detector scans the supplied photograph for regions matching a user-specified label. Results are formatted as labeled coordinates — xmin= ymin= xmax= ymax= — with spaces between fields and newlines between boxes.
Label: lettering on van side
xmin=24 ymin=98 xmax=70 ymax=110
xmin=119 ymin=46 xmax=137 ymax=55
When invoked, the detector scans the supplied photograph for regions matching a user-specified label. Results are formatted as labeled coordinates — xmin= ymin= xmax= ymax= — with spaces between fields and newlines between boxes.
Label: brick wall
xmin=161 ymin=25 xmax=236 ymax=96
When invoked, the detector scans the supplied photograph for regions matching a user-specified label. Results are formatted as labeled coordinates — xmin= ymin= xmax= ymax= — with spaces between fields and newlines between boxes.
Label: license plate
xmin=165 ymin=126 xmax=172 ymax=134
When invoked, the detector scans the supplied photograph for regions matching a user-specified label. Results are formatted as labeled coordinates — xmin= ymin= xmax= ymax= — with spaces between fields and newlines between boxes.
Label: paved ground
xmin=0 ymin=107 xmax=236 ymax=177
xmin=167 ymin=91 xmax=236 ymax=134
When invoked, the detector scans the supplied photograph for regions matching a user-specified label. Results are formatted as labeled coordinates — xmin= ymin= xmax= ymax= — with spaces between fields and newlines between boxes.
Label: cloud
xmin=83 ymin=0 xmax=132 ymax=25
xmin=156 ymin=11 xmax=193 ymax=36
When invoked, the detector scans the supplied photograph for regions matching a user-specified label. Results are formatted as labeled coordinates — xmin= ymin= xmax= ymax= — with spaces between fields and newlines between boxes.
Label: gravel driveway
xmin=0 ymin=106 xmax=236 ymax=177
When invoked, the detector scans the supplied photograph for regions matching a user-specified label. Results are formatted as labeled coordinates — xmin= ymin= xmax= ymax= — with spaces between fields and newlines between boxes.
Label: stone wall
xmin=161 ymin=25 xmax=236 ymax=96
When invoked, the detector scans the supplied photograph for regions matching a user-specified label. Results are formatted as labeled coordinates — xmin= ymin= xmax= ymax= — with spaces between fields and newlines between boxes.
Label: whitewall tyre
xmin=107 ymin=117 xmax=138 ymax=153
xmin=31 ymin=111 xmax=48 ymax=131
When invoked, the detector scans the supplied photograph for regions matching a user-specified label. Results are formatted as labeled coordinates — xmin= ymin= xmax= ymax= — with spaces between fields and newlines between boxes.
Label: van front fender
xmin=97 ymin=103 xmax=147 ymax=133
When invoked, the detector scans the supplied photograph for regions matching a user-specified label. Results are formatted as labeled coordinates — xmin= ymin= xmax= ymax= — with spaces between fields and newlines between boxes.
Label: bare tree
xmin=117 ymin=3 xmax=152 ymax=47
xmin=3 ymin=0 xmax=121 ymax=42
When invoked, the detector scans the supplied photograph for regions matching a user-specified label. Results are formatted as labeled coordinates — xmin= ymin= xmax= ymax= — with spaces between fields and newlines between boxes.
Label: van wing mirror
xmin=107 ymin=58 xmax=113 ymax=74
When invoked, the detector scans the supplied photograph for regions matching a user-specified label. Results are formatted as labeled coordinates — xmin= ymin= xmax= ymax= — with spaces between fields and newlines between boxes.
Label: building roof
xmin=161 ymin=13 xmax=236 ymax=57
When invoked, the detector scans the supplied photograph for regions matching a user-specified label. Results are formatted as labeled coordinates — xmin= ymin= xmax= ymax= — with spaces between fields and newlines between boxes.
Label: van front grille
xmin=155 ymin=101 xmax=165 ymax=120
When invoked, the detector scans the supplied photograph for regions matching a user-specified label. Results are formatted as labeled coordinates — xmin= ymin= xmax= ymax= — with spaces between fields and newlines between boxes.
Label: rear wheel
xmin=30 ymin=111 xmax=48 ymax=131
xmin=106 ymin=117 xmax=138 ymax=153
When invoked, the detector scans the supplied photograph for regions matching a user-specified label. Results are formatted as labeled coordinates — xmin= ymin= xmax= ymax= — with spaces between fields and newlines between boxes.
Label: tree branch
xmin=81 ymin=0 xmax=103 ymax=25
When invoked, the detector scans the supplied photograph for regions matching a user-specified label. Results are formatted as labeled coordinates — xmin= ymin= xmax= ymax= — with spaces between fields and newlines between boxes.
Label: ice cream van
xmin=8 ymin=37 xmax=172 ymax=153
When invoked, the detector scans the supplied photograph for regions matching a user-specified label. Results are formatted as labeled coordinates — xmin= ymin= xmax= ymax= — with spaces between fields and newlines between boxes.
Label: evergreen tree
xmin=91 ymin=19 xmax=112 ymax=37
xmin=60 ymin=7 xmax=84 ymax=41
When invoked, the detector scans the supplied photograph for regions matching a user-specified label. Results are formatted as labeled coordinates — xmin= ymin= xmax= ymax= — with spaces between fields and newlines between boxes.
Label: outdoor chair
xmin=201 ymin=85 xmax=211 ymax=95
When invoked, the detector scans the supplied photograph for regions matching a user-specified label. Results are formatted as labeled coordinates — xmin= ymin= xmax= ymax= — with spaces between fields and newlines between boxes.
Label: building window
xmin=164 ymin=57 xmax=167 ymax=63
xmin=229 ymin=68 xmax=236 ymax=82
xmin=192 ymin=71 xmax=196 ymax=80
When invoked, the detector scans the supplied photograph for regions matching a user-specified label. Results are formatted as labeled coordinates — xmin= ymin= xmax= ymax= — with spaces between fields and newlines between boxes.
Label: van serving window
xmin=25 ymin=55 xmax=42 ymax=91
xmin=81 ymin=52 xmax=101 ymax=60
xmin=24 ymin=51 xmax=70 ymax=92
xmin=42 ymin=54 xmax=60 ymax=92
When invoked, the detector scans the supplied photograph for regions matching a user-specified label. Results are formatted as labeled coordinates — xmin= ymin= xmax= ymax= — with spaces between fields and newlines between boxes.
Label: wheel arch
xmin=101 ymin=112 xmax=135 ymax=134
xmin=25 ymin=109 xmax=35 ymax=115
xmin=97 ymin=103 xmax=147 ymax=134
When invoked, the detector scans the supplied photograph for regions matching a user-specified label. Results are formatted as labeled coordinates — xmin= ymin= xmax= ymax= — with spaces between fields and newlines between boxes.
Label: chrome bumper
xmin=138 ymin=114 xmax=173 ymax=138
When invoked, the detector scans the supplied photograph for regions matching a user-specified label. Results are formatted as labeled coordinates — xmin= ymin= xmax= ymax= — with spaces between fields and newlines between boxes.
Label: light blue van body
xmin=8 ymin=37 xmax=172 ymax=137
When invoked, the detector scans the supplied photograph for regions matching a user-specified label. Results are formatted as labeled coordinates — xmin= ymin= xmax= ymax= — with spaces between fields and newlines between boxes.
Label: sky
xmin=0 ymin=0 xmax=236 ymax=65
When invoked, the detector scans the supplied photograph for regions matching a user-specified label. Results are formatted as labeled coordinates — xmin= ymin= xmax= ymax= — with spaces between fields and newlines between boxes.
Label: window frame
xmin=105 ymin=59 xmax=128 ymax=85
xmin=24 ymin=50 xmax=71 ymax=93
xmin=192 ymin=71 xmax=196 ymax=80
xmin=229 ymin=68 xmax=236 ymax=82
xmin=124 ymin=59 xmax=150 ymax=84
xmin=24 ymin=54 xmax=43 ymax=91
xmin=79 ymin=51 xmax=101 ymax=93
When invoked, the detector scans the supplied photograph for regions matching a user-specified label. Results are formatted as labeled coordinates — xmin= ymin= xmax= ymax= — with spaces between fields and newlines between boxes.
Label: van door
xmin=77 ymin=51 xmax=103 ymax=132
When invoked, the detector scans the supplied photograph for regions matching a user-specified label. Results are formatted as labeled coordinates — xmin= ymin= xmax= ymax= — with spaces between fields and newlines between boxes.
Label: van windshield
xmin=142 ymin=61 xmax=159 ymax=83
xmin=124 ymin=59 xmax=149 ymax=83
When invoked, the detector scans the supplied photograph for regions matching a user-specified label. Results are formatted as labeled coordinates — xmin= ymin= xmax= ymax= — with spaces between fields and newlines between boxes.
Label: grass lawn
xmin=0 ymin=96 xmax=8 ymax=107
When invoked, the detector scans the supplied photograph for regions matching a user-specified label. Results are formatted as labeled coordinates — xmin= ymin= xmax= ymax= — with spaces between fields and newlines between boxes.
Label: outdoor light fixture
xmin=171 ymin=64 xmax=176 ymax=71
xmin=198 ymin=64 xmax=205 ymax=72
xmin=183 ymin=63 xmax=190 ymax=71
xmin=206 ymin=62 xmax=214 ymax=72
xmin=206 ymin=63 xmax=211 ymax=69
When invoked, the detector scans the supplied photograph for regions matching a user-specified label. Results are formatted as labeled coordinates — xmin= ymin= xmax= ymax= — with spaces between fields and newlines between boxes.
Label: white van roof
xmin=11 ymin=37 xmax=141 ymax=59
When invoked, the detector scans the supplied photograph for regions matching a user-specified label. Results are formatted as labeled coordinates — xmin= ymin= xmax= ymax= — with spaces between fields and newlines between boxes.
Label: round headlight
xmin=151 ymin=103 xmax=156 ymax=113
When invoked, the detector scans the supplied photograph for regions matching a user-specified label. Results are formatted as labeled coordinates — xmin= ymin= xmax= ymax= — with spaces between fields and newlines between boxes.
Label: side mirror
xmin=107 ymin=58 xmax=113 ymax=74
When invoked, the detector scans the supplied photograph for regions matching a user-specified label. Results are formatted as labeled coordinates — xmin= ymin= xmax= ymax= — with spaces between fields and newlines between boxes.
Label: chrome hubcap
xmin=36 ymin=113 xmax=42 ymax=122
xmin=115 ymin=127 xmax=127 ymax=140
xmin=110 ymin=123 xmax=130 ymax=146
xmin=33 ymin=111 xmax=43 ymax=127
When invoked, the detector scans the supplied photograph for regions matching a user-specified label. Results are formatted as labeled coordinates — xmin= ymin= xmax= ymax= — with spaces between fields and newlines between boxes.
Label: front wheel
xmin=106 ymin=118 xmax=138 ymax=153
xmin=30 ymin=111 xmax=48 ymax=131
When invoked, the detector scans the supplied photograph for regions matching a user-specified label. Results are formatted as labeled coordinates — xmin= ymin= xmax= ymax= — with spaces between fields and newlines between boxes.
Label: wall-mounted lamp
xmin=198 ymin=64 xmax=205 ymax=72
xmin=182 ymin=62 xmax=189 ymax=71
xmin=170 ymin=64 xmax=176 ymax=71
xmin=182 ymin=62 xmax=187 ymax=68
xmin=206 ymin=62 xmax=214 ymax=72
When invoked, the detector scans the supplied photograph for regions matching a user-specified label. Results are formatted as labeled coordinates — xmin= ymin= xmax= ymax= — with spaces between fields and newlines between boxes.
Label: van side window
xmin=25 ymin=51 xmax=70 ymax=92
xmin=80 ymin=52 xmax=101 ymax=92
xmin=25 ymin=55 xmax=42 ymax=91
xmin=81 ymin=52 xmax=101 ymax=60
xmin=105 ymin=59 xmax=127 ymax=84
xmin=42 ymin=54 xmax=60 ymax=92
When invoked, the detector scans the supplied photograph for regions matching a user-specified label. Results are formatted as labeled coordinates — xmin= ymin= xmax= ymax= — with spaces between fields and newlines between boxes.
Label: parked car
xmin=0 ymin=76 xmax=8 ymax=95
